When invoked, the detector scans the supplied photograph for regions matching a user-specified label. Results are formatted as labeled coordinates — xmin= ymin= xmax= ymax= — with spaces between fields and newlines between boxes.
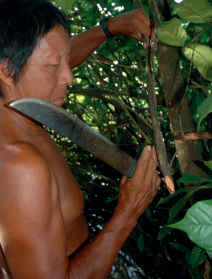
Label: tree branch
xmin=175 ymin=132 xmax=212 ymax=141
xmin=137 ymin=0 xmax=175 ymax=193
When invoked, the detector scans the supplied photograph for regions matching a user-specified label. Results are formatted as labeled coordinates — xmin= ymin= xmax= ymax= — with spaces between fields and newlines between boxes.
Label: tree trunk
xmin=157 ymin=0 xmax=206 ymax=181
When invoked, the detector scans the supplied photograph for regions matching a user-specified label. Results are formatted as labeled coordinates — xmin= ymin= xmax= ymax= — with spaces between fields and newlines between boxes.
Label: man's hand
xmin=108 ymin=8 xmax=155 ymax=46
xmin=116 ymin=145 xmax=161 ymax=221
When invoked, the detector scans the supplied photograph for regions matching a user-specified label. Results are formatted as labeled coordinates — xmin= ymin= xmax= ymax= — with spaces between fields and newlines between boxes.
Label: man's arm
xmin=69 ymin=145 xmax=160 ymax=279
xmin=0 ymin=144 xmax=160 ymax=279
xmin=69 ymin=8 xmax=155 ymax=69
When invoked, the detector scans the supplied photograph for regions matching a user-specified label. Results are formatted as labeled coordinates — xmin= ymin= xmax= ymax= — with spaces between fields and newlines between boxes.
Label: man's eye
xmin=46 ymin=63 xmax=59 ymax=67
xmin=50 ymin=64 xmax=59 ymax=67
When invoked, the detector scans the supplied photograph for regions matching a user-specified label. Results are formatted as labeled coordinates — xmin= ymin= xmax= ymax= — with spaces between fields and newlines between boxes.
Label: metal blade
xmin=10 ymin=98 xmax=137 ymax=177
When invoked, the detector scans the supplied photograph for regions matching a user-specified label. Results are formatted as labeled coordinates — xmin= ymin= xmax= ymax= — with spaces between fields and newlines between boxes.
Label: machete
xmin=10 ymin=98 xmax=137 ymax=178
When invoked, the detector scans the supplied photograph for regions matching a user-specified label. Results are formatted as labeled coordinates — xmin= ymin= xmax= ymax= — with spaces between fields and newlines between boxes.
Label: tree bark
xmin=157 ymin=0 xmax=206 ymax=180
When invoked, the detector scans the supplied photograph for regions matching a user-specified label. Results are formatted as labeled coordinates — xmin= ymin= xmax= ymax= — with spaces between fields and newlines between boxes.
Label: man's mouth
xmin=52 ymin=96 xmax=66 ymax=106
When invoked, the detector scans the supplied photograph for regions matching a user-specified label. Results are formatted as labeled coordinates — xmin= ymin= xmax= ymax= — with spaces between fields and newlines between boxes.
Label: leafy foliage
xmin=197 ymin=93 xmax=212 ymax=129
xmin=172 ymin=0 xmax=212 ymax=23
xmin=54 ymin=0 xmax=76 ymax=14
xmin=169 ymin=200 xmax=212 ymax=252
xmin=183 ymin=44 xmax=212 ymax=81
xmin=157 ymin=18 xmax=187 ymax=46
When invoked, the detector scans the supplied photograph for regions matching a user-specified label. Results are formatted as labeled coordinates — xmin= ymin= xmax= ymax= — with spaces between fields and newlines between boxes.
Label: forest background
xmin=49 ymin=0 xmax=212 ymax=278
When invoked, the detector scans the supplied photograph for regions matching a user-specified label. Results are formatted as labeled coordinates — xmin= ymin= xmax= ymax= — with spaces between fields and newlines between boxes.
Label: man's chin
xmin=52 ymin=98 xmax=67 ymax=107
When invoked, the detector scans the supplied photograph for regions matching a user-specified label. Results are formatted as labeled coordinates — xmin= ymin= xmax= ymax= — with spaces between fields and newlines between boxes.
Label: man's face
xmin=11 ymin=25 xmax=73 ymax=106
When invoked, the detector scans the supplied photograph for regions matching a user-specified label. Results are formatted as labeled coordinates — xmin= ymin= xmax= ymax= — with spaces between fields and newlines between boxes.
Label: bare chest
xmin=33 ymin=134 xmax=89 ymax=254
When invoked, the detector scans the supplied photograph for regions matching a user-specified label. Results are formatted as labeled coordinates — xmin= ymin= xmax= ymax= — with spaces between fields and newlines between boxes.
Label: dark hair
xmin=0 ymin=0 xmax=70 ymax=97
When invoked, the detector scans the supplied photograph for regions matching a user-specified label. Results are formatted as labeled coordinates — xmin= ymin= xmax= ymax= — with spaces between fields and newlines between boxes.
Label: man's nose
xmin=59 ymin=60 xmax=73 ymax=86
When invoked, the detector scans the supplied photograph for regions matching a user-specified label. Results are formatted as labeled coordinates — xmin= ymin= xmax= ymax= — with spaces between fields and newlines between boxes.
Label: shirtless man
xmin=0 ymin=0 xmax=160 ymax=278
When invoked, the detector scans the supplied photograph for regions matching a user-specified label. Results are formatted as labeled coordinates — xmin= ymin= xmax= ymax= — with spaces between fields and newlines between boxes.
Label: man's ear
xmin=0 ymin=62 xmax=14 ymax=87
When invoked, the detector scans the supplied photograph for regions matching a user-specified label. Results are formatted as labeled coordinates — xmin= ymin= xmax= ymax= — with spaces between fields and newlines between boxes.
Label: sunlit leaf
xmin=190 ymin=245 xmax=206 ymax=269
xmin=157 ymin=18 xmax=187 ymax=47
xmin=173 ymin=0 xmax=212 ymax=23
xmin=183 ymin=44 xmax=212 ymax=81
xmin=197 ymin=93 xmax=212 ymax=130
xmin=168 ymin=200 xmax=212 ymax=251
xmin=54 ymin=0 xmax=75 ymax=14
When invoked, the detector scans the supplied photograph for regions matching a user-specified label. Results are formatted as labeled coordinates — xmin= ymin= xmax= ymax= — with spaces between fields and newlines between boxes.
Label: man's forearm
xmin=68 ymin=208 xmax=137 ymax=279
xmin=69 ymin=9 xmax=155 ymax=70
xmin=69 ymin=25 xmax=108 ymax=69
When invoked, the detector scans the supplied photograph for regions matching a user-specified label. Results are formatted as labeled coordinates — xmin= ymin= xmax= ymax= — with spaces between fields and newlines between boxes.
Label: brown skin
xmin=0 ymin=9 xmax=160 ymax=279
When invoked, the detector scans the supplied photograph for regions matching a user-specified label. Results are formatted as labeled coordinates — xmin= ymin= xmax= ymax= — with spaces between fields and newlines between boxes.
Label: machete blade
xmin=10 ymin=98 xmax=137 ymax=177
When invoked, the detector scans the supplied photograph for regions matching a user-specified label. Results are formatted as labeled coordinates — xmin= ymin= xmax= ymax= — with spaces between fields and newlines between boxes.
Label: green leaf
xmin=197 ymin=93 xmax=212 ymax=130
xmin=145 ymin=208 xmax=154 ymax=222
xmin=168 ymin=200 xmax=212 ymax=251
xmin=114 ymin=187 xmax=119 ymax=193
xmin=118 ymin=38 xmax=138 ymax=51
xmin=54 ymin=0 xmax=75 ymax=14
xmin=157 ymin=185 xmax=205 ymax=206
xmin=206 ymin=249 xmax=212 ymax=259
xmin=204 ymin=160 xmax=212 ymax=170
xmin=169 ymin=242 xmax=191 ymax=253
xmin=190 ymin=91 xmax=205 ymax=120
xmin=183 ymin=44 xmax=212 ymax=81
xmin=137 ymin=234 xmax=145 ymax=252
xmin=190 ymin=245 xmax=206 ymax=269
xmin=168 ymin=190 xmax=196 ymax=222
xmin=157 ymin=18 xmax=187 ymax=47
xmin=178 ymin=173 xmax=212 ymax=183
xmin=158 ymin=223 xmax=174 ymax=240
xmin=105 ymin=196 xmax=118 ymax=203
xmin=173 ymin=0 xmax=212 ymax=23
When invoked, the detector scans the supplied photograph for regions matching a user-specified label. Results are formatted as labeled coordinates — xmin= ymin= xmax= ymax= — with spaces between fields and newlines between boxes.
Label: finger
xmin=143 ymin=147 xmax=159 ymax=186
xmin=120 ymin=175 xmax=127 ymax=188
xmin=132 ymin=145 xmax=152 ymax=178
xmin=150 ymin=146 xmax=158 ymax=163
xmin=138 ymin=10 xmax=155 ymax=29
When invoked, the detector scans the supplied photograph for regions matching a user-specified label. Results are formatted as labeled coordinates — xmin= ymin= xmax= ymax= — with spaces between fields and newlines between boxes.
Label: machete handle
xmin=127 ymin=160 xmax=137 ymax=178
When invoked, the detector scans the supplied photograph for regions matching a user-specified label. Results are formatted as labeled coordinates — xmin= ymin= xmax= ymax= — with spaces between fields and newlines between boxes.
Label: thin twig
xmin=110 ymin=95 xmax=152 ymax=129
xmin=184 ymin=22 xmax=212 ymax=49
xmin=87 ymin=58 xmax=143 ymax=71
xmin=191 ymin=80 xmax=209 ymax=96
xmin=110 ymin=95 xmax=150 ymax=141
xmin=101 ymin=122 xmax=133 ymax=135
xmin=85 ymin=61 xmax=106 ymax=87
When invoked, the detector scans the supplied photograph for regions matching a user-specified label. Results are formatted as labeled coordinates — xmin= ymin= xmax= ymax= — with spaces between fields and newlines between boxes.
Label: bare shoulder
xmin=1 ymin=140 xmax=48 ymax=164
xmin=0 ymin=141 xmax=56 ymax=205
xmin=0 ymin=142 xmax=68 ymax=279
